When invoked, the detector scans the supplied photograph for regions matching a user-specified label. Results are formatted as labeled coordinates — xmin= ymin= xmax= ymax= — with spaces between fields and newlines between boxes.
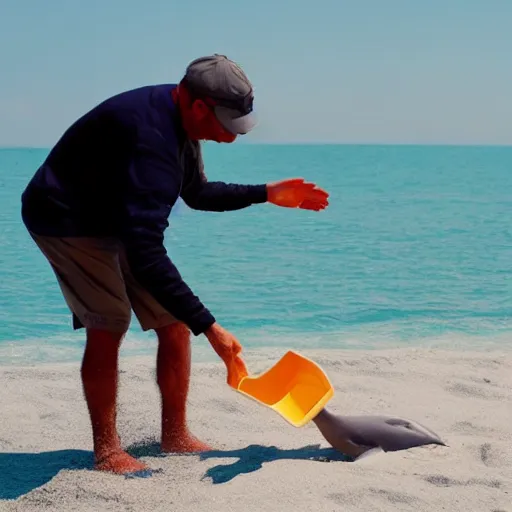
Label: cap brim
xmin=214 ymin=106 xmax=257 ymax=135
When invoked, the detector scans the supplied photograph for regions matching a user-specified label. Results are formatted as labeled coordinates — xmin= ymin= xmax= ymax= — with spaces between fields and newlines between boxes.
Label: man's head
xmin=175 ymin=54 xmax=256 ymax=143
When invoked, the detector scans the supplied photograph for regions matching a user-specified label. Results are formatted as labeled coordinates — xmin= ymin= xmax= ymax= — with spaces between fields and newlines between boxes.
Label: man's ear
xmin=191 ymin=99 xmax=210 ymax=120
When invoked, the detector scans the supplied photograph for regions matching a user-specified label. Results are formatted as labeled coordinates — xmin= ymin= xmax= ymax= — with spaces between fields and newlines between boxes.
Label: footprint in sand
xmin=480 ymin=442 xmax=492 ymax=465
xmin=445 ymin=381 xmax=506 ymax=400
xmin=328 ymin=487 xmax=420 ymax=507
xmin=422 ymin=474 xmax=502 ymax=489
xmin=450 ymin=421 xmax=493 ymax=435
xmin=476 ymin=442 xmax=511 ymax=470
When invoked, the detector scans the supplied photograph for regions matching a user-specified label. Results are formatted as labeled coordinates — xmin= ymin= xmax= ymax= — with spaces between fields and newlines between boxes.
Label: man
xmin=21 ymin=54 xmax=329 ymax=474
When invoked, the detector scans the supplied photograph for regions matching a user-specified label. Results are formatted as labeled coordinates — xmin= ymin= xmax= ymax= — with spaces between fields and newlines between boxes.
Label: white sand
xmin=0 ymin=347 xmax=511 ymax=512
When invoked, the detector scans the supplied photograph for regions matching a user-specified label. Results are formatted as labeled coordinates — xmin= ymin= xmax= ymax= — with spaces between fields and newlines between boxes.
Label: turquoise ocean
xmin=1 ymin=144 xmax=511 ymax=366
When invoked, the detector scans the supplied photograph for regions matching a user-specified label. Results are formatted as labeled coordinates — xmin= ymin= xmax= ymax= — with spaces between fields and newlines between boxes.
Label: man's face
xmin=194 ymin=104 xmax=238 ymax=143
xmin=176 ymin=87 xmax=238 ymax=143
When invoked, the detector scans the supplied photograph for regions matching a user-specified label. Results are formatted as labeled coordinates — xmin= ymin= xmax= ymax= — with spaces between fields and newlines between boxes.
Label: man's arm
xmin=118 ymin=137 xmax=215 ymax=336
xmin=179 ymin=141 xmax=268 ymax=212
xmin=182 ymin=179 xmax=268 ymax=212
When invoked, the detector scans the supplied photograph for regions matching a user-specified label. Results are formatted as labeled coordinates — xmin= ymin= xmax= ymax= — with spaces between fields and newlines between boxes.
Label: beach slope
xmin=1 ymin=347 xmax=510 ymax=511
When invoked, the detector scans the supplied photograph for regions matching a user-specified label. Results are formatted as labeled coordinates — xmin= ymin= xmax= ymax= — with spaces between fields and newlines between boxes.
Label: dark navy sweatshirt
xmin=21 ymin=84 xmax=268 ymax=335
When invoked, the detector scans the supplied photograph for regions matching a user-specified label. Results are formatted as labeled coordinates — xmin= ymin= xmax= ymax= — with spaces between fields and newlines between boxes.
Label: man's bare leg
xmin=81 ymin=328 xmax=148 ymax=473
xmin=156 ymin=322 xmax=211 ymax=452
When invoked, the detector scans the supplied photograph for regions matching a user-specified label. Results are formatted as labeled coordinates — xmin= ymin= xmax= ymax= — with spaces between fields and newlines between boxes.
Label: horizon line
xmin=1 ymin=141 xmax=512 ymax=150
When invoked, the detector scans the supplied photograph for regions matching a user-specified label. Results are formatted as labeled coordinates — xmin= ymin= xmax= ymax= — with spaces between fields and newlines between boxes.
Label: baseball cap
xmin=182 ymin=54 xmax=256 ymax=135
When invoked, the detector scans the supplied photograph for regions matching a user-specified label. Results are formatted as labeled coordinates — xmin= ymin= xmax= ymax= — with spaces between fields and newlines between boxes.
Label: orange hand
xmin=267 ymin=178 xmax=329 ymax=210
xmin=226 ymin=352 xmax=249 ymax=389
xmin=205 ymin=323 xmax=249 ymax=388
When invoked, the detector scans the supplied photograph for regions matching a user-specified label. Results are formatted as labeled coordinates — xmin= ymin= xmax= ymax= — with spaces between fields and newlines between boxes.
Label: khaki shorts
xmin=30 ymin=234 xmax=176 ymax=332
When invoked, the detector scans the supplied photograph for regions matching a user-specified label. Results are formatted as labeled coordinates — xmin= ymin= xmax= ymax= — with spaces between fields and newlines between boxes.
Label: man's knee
xmin=81 ymin=329 xmax=127 ymax=377
xmin=155 ymin=322 xmax=190 ymax=342
xmin=85 ymin=328 xmax=127 ymax=347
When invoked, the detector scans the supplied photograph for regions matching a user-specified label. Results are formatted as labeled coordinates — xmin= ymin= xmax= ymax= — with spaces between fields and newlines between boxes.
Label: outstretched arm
xmin=178 ymin=139 xmax=266 ymax=211
xmin=181 ymin=172 xmax=329 ymax=213
xmin=180 ymin=157 xmax=267 ymax=212
xmin=181 ymin=179 xmax=268 ymax=212
xmin=179 ymin=143 xmax=329 ymax=212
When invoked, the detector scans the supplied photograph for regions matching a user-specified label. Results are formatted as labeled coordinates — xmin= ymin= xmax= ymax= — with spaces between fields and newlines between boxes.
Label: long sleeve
xmin=181 ymin=180 xmax=268 ymax=211
xmin=179 ymin=140 xmax=268 ymax=212
xmin=118 ymin=136 xmax=215 ymax=336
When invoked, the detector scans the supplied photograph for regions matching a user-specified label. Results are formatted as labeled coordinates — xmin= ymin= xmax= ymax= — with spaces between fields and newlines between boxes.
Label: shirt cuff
xmin=248 ymin=184 xmax=268 ymax=204
xmin=188 ymin=308 xmax=216 ymax=336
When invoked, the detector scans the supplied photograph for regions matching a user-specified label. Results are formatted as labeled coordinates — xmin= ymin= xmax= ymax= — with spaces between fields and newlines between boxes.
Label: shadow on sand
xmin=129 ymin=440 xmax=355 ymax=484
xmin=0 ymin=449 xmax=93 ymax=500
xmin=198 ymin=444 xmax=354 ymax=484
xmin=0 ymin=443 xmax=354 ymax=499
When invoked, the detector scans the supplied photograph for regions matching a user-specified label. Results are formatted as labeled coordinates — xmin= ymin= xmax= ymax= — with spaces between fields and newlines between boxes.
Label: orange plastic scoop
xmin=228 ymin=350 xmax=334 ymax=427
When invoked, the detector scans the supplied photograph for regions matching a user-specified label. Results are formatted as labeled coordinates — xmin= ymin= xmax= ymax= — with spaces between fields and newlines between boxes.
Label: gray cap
xmin=183 ymin=54 xmax=256 ymax=135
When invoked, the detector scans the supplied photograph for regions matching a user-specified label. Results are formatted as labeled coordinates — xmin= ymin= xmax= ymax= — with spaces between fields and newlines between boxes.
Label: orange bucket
xmin=234 ymin=350 xmax=334 ymax=427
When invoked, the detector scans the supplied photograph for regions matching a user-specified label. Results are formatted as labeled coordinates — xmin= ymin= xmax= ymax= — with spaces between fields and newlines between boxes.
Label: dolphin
xmin=312 ymin=407 xmax=446 ymax=459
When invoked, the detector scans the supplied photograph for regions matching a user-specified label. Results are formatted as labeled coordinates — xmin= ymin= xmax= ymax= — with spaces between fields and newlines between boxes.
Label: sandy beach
xmin=0 ymin=346 xmax=510 ymax=512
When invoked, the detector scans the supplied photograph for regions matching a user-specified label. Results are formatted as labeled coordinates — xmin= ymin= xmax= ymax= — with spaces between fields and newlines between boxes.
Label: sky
xmin=0 ymin=0 xmax=511 ymax=146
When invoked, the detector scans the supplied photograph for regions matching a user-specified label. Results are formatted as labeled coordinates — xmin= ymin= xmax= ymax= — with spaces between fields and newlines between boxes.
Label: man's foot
xmin=161 ymin=432 xmax=212 ymax=453
xmin=95 ymin=449 xmax=149 ymax=474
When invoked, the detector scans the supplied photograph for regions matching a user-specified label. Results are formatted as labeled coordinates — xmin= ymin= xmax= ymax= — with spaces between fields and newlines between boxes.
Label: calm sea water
xmin=0 ymin=144 xmax=511 ymax=365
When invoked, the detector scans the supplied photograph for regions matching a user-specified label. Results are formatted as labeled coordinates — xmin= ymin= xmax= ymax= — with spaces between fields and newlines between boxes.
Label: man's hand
xmin=204 ymin=323 xmax=249 ymax=388
xmin=267 ymin=178 xmax=329 ymax=211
